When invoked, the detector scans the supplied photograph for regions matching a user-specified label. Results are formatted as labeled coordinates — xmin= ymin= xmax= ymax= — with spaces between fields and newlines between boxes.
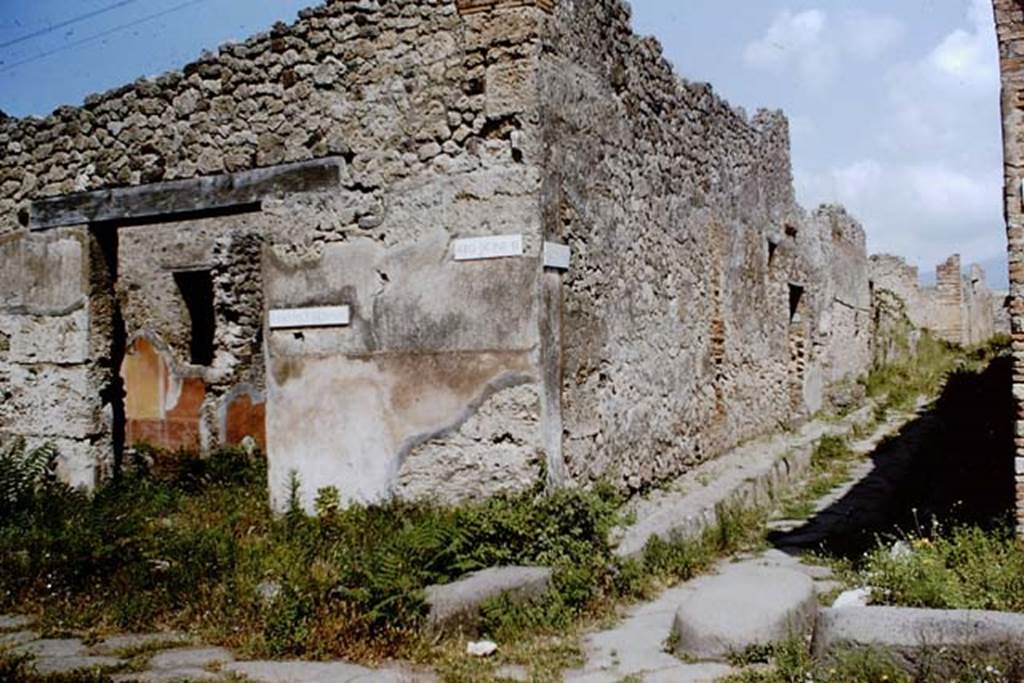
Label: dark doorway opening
xmin=788 ymin=284 xmax=804 ymax=322
xmin=92 ymin=224 xmax=126 ymax=470
xmin=174 ymin=270 xmax=216 ymax=366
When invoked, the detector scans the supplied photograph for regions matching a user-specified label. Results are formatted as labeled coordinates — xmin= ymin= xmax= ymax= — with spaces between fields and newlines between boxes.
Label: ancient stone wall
xmin=0 ymin=0 xmax=557 ymax=510
xmin=537 ymin=0 xmax=872 ymax=492
xmin=869 ymin=254 xmax=926 ymax=329
xmin=929 ymin=255 xmax=968 ymax=343
xmin=994 ymin=0 xmax=1024 ymax=535
xmin=0 ymin=0 xmax=891 ymax=508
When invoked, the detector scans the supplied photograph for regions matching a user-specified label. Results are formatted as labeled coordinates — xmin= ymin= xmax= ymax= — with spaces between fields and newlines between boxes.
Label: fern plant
xmin=0 ymin=436 xmax=57 ymax=518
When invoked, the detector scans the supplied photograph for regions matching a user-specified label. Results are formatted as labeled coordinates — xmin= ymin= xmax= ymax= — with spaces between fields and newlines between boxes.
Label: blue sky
xmin=0 ymin=0 xmax=1007 ymax=286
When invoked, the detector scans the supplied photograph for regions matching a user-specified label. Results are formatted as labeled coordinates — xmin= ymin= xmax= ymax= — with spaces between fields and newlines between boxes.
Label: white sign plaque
xmin=453 ymin=234 xmax=524 ymax=261
xmin=543 ymin=242 xmax=571 ymax=270
xmin=269 ymin=305 xmax=351 ymax=330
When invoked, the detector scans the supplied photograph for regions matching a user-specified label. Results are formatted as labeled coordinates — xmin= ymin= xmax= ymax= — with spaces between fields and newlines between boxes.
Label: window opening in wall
xmin=785 ymin=223 xmax=799 ymax=239
xmin=174 ymin=270 xmax=215 ymax=366
xmin=767 ymin=239 xmax=778 ymax=265
xmin=789 ymin=284 xmax=804 ymax=322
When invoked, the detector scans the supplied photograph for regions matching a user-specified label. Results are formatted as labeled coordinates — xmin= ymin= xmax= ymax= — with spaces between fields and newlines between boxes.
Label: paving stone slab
xmin=672 ymin=562 xmax=817 ymax=661
xmin=226 ymin=660 xmax=434 ymax=682
xmin=564 ymin=663 xmax=733 ymax=683
xmin=14 ymin=638 xmax=87 ymax=658
xmin=113 ymin=668 xmax=222 ymax=682
xmin=643 ymin=663 xmax=736 ymax=682
xmin=424 ymin=566 xmax=552 ymax=633
xmin=90 ymin=632 xmax=190 ymax=656
xmin=0 ymin=614 xmax=35 ymax=631
xmin=224 ymin=660 xmax=376 ymax=682
xmin=813 ymin=606 xmax=1024 ymax=657
xmin=0 ymin=630 xmax=39 ymax=647
xmin=614 ymin=405 xmax=881 ymax=559
xmin=34 ymin=655 xmax=124 ymax=675
xmin=148 ymin=647 xmax=234 ymax=670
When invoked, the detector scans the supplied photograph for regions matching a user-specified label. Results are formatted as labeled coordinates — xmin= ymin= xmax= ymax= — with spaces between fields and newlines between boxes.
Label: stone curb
xmin=424 ymin=565 xmax=553 ymax=634
xmin=813 ymin=606 xmax=1024 ymax=658
xmin=613 ymin=403 xmax=885 ymax=559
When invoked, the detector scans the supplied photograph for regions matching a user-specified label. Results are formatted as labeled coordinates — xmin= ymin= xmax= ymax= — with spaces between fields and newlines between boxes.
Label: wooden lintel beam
xmin=30 ymin=157 xmax=344 ymax=231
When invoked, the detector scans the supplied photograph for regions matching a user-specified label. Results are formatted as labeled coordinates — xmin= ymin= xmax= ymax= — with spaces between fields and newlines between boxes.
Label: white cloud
xmin=743 ymin=8 xmax=903 ymax=86
xmin=841 ymin=10 xmax=905 ymax=60
xmin=790 ymin=0 xmax=1005 ymax=281
xmin=881 ymin=0 xmax=999 ymax=155
xmin=796 ymin=159 xmax=1003 ymax=270
xmin=743 ymin=10 xmax=836 ymax=86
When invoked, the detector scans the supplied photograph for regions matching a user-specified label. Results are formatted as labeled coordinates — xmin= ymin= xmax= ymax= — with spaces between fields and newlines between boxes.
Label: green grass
xmin=835 ymin=522 xmax=1024 ymax=613
xmin=0 ymin=448 xmax=627 ymax=665
xmin=723 ymin=637 xmax=1024 ymax=683
xmin=864 ymin=332 xmax=959 ymax=415
xmin=776 ymin=435 xmax=858 ymax=522
xmin=0 ymin=440 xmax=769 ymax=681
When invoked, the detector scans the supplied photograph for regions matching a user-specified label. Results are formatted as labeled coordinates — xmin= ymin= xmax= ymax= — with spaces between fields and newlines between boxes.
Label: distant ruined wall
xmin=928 ymin=255 xmax=968 ymax=344
xmin=994 ymin=0 xmax=1024 ymax=536
xmin=869 ymin=253 xmax=927 ymax=330
xmin=869 ymin=253 xmax=997 ymax=348
xmin=538 ymin=0 xmax=872 ymax=491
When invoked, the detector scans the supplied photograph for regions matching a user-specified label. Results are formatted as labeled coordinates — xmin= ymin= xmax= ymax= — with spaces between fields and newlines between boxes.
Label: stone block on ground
xmin=224 ymin=661 xmax=375 ymax=682
xmin=813 ymin=606 xmax=1024 ymax=658
xmin=113 ymin=668 xmax=221 ymax=682
xmin=0 ymin=630 xmax=38 ymax=647
xmin=14 ymin=638 xmax=87 ymax=658
xmin=424 ymin=566 xmax=552 ymax=633
xmin=34 ymin=655 xmax=124 ymax=675
xmin=89 ymin=632 xmax=190 ymax=656
xmin=148 ymin=646 xmax=234 ymax=670
xmin=225 ymin=660 xmax=433 ymax=682
xmin=0 ymin=614 xmax=35 ymax=631
xmin=671 ymin=562 xmax=817 ymax=660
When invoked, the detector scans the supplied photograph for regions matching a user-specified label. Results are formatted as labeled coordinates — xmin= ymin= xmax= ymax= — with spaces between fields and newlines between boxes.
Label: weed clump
xmin=849 ymin=523 xmax=1024 ymax=613
xmin=0 ymin=446 xmax=627 ymax=662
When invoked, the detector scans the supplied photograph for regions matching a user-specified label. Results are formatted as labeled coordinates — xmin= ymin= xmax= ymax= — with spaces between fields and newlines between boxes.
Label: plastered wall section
xmin=536 ymin=0 xmax=873 ymax=492
xmin=0 ymin=0 xmax=556 ymax=497
xmin=0 ymin=228 xmax=108 ymax=487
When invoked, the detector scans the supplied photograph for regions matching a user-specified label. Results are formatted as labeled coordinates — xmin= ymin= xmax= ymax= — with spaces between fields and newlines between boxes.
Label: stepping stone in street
xmin=224 ymin=660 xmax=381 ymax=682
xmin=0 ymin=614 xmax=35 ymax=631
xmin=148 ymin=646 xmax=234 ymax=670
xmin=0 ymin=630 xmax=38 ymax=647
xmin=113 ymin=669 xmax=221 ymax=682
xmin=424 ymin=566 xmax=552 ymax=633
xmin=14 ymin=638 xmax=88 ymax=658
xmin=34 ymin=655 xmax=124 ymax=675
xmin=671 ymin=562 xmax=817 ymax=661
xmin=89 ymin=632 xmax=190 ymax=656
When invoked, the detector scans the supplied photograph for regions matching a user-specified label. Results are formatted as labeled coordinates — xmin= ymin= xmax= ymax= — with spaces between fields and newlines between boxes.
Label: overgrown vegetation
xmin=777 ymin=435 xmax=857 ymax=521
xmin=0 ymin=331 xmax=1011 ymax=680
xmin=0 ymin=439 xmax=765 ymax=680
xmin=0 ymin=437 xmax=56 ymax=518
xmin=832 ymin=522 xmax=1024 ymax=613
xmin=864 ymin=332 xmax=959 ymax=416
xmin=723 ymin=638 xmax=1024 ymax=683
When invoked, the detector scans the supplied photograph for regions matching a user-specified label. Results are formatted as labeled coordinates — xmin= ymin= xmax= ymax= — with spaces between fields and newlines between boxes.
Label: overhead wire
xmin=0 ymin=0 xmax=208 ymax=75
xmin=0 ymin=0 xmax=142 ymax=51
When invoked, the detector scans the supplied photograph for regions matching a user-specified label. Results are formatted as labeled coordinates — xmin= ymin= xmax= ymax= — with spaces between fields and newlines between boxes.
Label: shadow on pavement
xmin=769 ymin=354 xmax=1015 ymax=561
